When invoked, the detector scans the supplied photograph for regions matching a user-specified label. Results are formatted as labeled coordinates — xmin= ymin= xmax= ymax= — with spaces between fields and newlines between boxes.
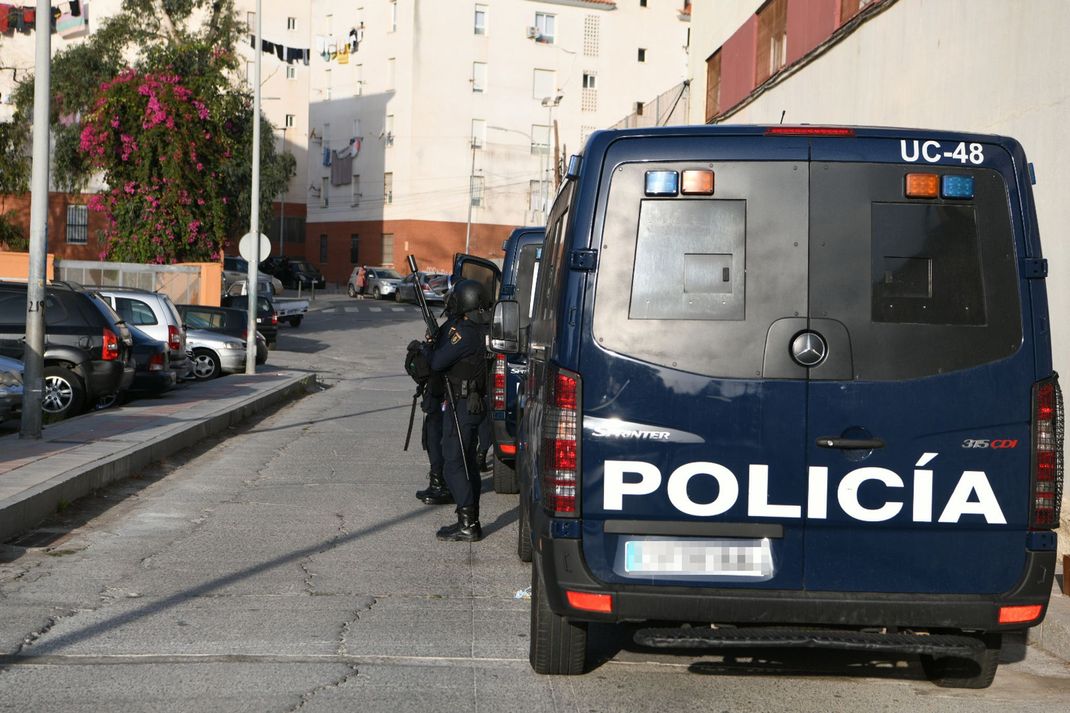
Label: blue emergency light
xmin=941 ymin=175 xmax=975 ymax=199
xmin=644 ymin=170 xmax=679 ymax=196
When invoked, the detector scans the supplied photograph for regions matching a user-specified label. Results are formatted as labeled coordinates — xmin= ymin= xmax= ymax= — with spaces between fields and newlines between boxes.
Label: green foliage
xmin=0 ymin=211 xmax=28 ymax=251
xmin=4 ymin=0 xmax=295 ymax=262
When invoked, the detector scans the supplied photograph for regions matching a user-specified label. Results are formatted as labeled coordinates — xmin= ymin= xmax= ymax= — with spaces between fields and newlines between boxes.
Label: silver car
xmin=352 ymin=267 xmax=403 ymax=300
xmin=93 ymin=287 xmax=193 ymax=380
xmin=184 ymin=329 xmax=248 ymax=379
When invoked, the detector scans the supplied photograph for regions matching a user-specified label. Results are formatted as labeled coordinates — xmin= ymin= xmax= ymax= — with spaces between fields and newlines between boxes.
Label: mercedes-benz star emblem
xmin=791 ymin=331 xmax=828 ymax=368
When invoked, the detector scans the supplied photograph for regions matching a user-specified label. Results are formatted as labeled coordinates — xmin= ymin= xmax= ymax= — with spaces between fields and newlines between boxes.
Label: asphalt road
xmin=1 ymin=292 xmax=1068 ymax=712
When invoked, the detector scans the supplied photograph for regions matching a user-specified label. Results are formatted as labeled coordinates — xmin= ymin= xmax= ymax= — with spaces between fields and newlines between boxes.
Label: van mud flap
xmin=634 ymin=627 xmax=985 ymax=658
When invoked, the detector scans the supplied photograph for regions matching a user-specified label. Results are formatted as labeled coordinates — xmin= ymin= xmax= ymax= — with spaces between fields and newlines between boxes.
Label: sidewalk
xmin=0 ymin=369 xmax=314 ymax=544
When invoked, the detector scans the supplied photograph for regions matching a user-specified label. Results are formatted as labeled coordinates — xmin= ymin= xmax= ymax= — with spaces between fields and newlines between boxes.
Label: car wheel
xmin=42 ymin=366 xmax=86 ymax=420
xmin=921 ymin=634 xmax=1001 ymax=689
xmin=373 ymin=287 xmax=381 ymax=300
xmin=493 ymin=456 xmax=518 ymax=494
xmin=95 ymin=393 xmax=119 ymax=410
xmin=530 ymin=561 xmax=588 ymax=675
xmin=347 ymin=284 xmax=356 ymax=298
xmin=288 ymin=315 xmax=303 ymax=327
xmin=191 ymin=348 xmax=222 ymax=379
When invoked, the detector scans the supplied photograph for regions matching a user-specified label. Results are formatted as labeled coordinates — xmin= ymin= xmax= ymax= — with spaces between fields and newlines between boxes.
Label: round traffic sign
xmin=239 ymin=232 xmax=271 ymax=263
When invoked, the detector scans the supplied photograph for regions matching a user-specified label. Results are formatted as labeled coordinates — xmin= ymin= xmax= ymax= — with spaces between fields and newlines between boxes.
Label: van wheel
xmin=42 ymin=366 xmax=86 ymax=420
xmin=191 ymin=348 xmax=221 ymax=379
xmin=493 ymin=456 xmax=518 ymax=494
xmin=530 ymin=561 xmax=588 ymax=675
xmin=517 ymin=494 xmax=532 ymax=563
xmin=921 ymin=633 xmax=1001 ymax=689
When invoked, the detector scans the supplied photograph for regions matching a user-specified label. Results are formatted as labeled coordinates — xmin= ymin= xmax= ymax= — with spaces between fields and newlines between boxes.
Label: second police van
xmin=489 ymin=125 xmax=1062 ymax=688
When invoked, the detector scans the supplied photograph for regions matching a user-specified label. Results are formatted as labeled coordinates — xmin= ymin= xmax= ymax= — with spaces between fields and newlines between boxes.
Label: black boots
xmin=416 ymin=471 xmax=454 ymax=505
xmin=436 ymin=505 xmax=483 ymax=542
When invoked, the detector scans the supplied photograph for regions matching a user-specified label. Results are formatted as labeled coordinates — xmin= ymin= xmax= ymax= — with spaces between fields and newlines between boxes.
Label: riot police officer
xmin=423 ymin=279 xmax=490 ymax=542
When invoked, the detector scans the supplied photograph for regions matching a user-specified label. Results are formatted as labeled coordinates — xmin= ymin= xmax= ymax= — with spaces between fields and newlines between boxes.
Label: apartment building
xmin=688 ymin=0 xmax=1070 ymax=542
xmin=0 ymin=0 xmax=310 ymax=260
xmin=304 ymin=0 xmax=690 ymax=279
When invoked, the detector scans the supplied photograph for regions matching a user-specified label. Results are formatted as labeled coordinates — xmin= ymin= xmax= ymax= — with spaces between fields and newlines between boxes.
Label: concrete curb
xmin=0 ymin=373 xmax=315 ymax=544
xmin=1031 ymin=579 xmax=1070 ymax=662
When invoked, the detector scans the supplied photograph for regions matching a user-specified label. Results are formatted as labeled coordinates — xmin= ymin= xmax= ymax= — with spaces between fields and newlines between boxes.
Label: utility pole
xmin=20 ymin=0 xmax=52 ymax=438
xmin=464 ymin=140 xmax=476 ymax=254
xmin=245 ymin=0 xmax=262 ymax=374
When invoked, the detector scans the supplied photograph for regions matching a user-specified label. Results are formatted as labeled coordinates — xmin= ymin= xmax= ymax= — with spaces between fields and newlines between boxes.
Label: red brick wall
xmin=302 ymin=219 xmax=514 ymax=285
xmin=0 ymin=192 xmax=106 ymax=260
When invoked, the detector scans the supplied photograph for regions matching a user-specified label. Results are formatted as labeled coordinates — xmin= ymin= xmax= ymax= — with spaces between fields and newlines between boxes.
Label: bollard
xmin=311 ymin=282 xmax=316 ymax=302
xmin=297 ymin=281 xmax=302 ymax=300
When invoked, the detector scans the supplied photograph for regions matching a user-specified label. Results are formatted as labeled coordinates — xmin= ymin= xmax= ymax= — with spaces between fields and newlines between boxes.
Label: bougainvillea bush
xmin=79 ymin=66 xmax=237 ymax=263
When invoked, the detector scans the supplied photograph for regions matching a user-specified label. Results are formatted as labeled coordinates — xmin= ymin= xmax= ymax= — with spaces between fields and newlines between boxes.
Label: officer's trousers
xmin=421 ymin=392 xmax=443 ymax=475
xmin=441 ymin=400 xmax=482 ymax=509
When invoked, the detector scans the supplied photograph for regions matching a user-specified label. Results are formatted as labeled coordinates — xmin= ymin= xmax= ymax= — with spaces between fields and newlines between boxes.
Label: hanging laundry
xmin=0 ymin=5 xmax=11 ymax=33
xmin=68 ymin=0 xmax=80 ymax=17
xmin=315 ymin=35 xmax=327 ymax=61
xmin=322 ymin=147 xmax=331 ymax=167
xmin=285 ymin=46 xmax=301 ymax=64
xmin=261 ymin=39 xmax=275 ymax=55
xmin=274 ymin=43 xmax=284 ymax=60
xmin=331 ymin=150 xmax=353 ymax=186
xmin=337 ymin=43 xmax=349 ymax=64
xmin=336 ymin=137 xmax=361 ymax=160
xmin=327 ymin=41 xmax=337 ymax=61
xmin=347 ymin=28 xmax=359 ymax=53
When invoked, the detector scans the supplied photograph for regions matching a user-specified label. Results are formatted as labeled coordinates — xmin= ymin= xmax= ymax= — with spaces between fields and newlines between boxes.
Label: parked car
xmin=184 ymin=329 xmax=247 ymax=379
xmin=225 ymin=280 xmax=306 ymax=328
xmin=220 ymin=291 xmax=280 ymax=346
xmin=93 ymin=287 xmax=192 ymax=381
xmin=178 ymin=304 xmax=268 ymax=365
xmin=0 ymin=354 xmax=23 ymax=422
xmin=115 ymin=324 xmax=176 ymax=403
xmin=0 ymin=281 xmax=134 ymax=420
xmin=426 ymin=273 xmax=453 ymax=302
xmin=395 ymin=271 xmax=444 ymax=304
xmin=223 ymin=256 xmax=283 ymax=295
xmin=359 ymin=266 xmax=403 ymax=300
xmin=260 ymin=256 xmax=326 ymax=290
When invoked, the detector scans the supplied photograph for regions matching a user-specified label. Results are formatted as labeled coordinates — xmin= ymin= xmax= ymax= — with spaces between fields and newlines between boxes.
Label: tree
xmin=4 ymin=0 xmax=294 ymax=261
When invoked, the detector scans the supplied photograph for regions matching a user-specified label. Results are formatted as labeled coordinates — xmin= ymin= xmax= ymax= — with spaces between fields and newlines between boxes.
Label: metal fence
xmin=610 ymin=81 xmax=691 ymax=130
xmin=55 ymin=260 xmax=202 ymax=305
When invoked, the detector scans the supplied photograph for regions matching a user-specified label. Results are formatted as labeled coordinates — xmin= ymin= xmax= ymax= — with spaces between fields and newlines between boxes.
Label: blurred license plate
xmin=623 ymin=538 xmax=773 ymax=577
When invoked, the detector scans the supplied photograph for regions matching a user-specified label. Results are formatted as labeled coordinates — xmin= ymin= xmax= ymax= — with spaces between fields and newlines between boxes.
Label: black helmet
xmin=445 ymin=279 xmax=487 ymax=316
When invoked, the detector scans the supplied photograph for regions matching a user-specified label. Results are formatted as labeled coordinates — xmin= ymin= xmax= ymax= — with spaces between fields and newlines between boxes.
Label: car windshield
xmin=377 ymin=269 xmax=402 ymax=279
xmin=226 ymin=257 xmax=248 ymax=272
xmin=292 ymin=261 xmax=315 ymax=272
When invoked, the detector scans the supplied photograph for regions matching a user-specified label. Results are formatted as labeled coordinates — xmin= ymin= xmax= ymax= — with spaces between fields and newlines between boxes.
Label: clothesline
xmin=249 ymin=34 xmax=310 ymax=66
xmin=0 ymin=1 xmax=83 ymax=36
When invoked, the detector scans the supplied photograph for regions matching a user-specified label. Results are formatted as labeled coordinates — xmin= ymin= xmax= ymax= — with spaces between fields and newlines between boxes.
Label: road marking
xmin=345 ymin=307 xmax=361 ymax=313
xmin=391 ymin=308 xmax=404 ymax=312
xmin=370 ymin=307 xmax=382 ymax=312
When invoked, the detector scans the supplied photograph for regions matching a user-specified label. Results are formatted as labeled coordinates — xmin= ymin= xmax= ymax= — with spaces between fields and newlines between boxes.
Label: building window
xmin=474 ymin=4 xmax=487 ymax=35
xmin=705 ymin=50 xmax=722 ymax=123
xmin=287 ymin=16 xmax=297 ymax=31
xmin=285 ymin=113 xmax=295 ymax=128
xmin=470 ymin=175 xmax=485 ymax=207
xmin=583 ymin=16 xmax=599 ymax=56
xmin=581 ymin=73 xmax=597 ymax=112
xmin=320 ymin=177 xmax=329 ymax=209
xmin=350 ymin=235 xmax=360 ymax=263
xmin=389 ymin=0 xmax=397 ymax=31
xmin=635 ymin=101 xmax=644 ymax=116
xmin=756 ymin=0 xmax=788 ymax=85
xmin=533 ymin=68 xmax=555 ymax=99
xmin=384 ymin=173 xmax=393 ymax=205
xmin=387 ymin=58 xmax=396 ymax=90
xmin=531 ymin=124 xmax=550 ymax=155
xmin=246 ymin=11 xmax=255 ymax=31
xmin=351 ymin=174 xmax=361 ymax=206
xmin=472 ymin=62 xmax=487 ymax=92
xmin=471 ymin=118 xmax=485 ymax=148
xmin=637 ymin=47 xmax=647 ymax=62
xmin=66 ymin=205 xmax=88 ymax=244
xmin=534 ymin=12 xmax=555 ymax=44
xmin=286 ymin=66 xmax=296 ymax=80
xmin=319 ymin=235 xmax=328 ymax=263
xmin=354 ymin=64 xmax=363 ymax=95
xmin=529 ymin=180 xmax=542 ymax=214
xmin=385 ymin=114 xmax=395 ymax=146
xmin=582 ymin=72 xmax=597 ymax=90
xmin=382 ymin=233 xmax=394 ymax=265
xmin=640 ymin=0 xmax=647 ymax=5
xmin=840 ymin=0 xmax=875 ymax=23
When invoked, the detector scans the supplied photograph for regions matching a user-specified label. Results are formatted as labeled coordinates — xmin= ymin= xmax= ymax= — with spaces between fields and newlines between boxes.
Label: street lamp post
xmin=245 ymin=0 xmax=262 ymax=375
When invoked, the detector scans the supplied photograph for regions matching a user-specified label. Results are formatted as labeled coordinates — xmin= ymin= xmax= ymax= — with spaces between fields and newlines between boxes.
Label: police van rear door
xmin=804 ymin=136 xmax=1031 ymax=594
xmin=452 ymin=254 xmax=502 ymax=304
xmin=586 ymin=139 xmax=812 ymax=590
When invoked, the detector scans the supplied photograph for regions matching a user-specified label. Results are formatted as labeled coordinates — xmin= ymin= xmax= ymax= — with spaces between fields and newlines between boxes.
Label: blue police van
xmin=490 ymin=125 xmax=1062 ymax=688
xmin=489 ymin=227 xmax=545 ymax=496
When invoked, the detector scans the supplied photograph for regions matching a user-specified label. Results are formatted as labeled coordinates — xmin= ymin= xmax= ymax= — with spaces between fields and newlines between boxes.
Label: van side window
xmin=533 ymin=206 xmax=570 ymax=347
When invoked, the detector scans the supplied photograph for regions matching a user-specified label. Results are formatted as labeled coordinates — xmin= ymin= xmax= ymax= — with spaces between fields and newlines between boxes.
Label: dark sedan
xmin=126 ymin=325 xmax=177 ymax=398
xmin=178 ymin=305 xmax=268 ymax=365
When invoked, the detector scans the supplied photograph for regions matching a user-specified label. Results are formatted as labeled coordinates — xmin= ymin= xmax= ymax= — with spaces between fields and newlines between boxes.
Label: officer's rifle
xmin=405 ymin=255 xmax=470 ymax=478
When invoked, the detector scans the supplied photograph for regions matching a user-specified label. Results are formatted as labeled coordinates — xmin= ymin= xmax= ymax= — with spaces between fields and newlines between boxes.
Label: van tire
xmin=921 ymin=633 xmax=1001 ymax=689
xmin=517 ymin=495 xmax=532 ymax=562
xmin=493 ymin=456 xmax=518 ymax=494
xmin=530 ymin=562 xmax=588 ymax=675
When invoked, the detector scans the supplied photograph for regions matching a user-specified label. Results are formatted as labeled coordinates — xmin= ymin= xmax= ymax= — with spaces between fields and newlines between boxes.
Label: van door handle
xmin=816 ymin=437 xmax=885 ymax=450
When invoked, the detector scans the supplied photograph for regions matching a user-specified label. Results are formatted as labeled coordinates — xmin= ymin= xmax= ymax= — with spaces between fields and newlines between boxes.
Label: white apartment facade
xmin=304 ymin=0 xmax=690 ymax=279
xmin=688 ymin=0 xmax=1069 ymax=546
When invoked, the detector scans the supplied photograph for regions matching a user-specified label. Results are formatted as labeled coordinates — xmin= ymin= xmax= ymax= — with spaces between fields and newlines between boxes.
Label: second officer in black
xmin=424 ymin=279 xmax=489 ymax=541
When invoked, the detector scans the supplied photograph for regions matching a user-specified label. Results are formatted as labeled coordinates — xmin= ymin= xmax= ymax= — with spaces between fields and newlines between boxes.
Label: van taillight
xmin=541 ymin=367 xmax=579 ymax=516
xmin=148 ymin=352 xmax=165 ymax=371
xmin=167 ymin=325 xmax=181 ymax=351
xmin=102 ymin=328 xmax=120 ymax=361
xmin=1030 ymin=376 xmax=1064 ymax=530
xmin=493 ymin=354 xmax=507 ymax=411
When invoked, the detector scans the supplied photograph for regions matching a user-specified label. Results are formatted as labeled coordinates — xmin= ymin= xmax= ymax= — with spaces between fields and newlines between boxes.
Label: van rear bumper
xmin=537 ymin=538 xmax=1055 ymax=632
